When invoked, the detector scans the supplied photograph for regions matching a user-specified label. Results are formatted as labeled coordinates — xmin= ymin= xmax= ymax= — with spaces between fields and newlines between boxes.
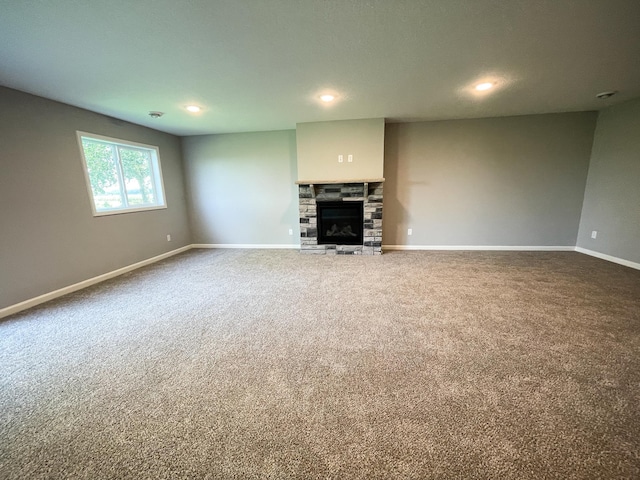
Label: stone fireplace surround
xmin=296 ymin=179 xmax=384 ymax=255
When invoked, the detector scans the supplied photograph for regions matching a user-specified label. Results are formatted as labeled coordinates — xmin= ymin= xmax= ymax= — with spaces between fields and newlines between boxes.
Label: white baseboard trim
xmin=575 ymin=247 xmax=640 ymax=271
xmin=4 ymin=243 xmax=636 ymax=320
xmin=0 ymin=245 xmax=192 ymax=320
xmin=192 ymin=243 xmax=300 ymax=249
xmin=383 ymin=245 xmax=575 ymax=251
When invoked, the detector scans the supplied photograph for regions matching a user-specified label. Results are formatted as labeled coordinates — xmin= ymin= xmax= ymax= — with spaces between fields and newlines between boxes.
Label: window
xmin=77 ymin=132 xmax=166 ymax=216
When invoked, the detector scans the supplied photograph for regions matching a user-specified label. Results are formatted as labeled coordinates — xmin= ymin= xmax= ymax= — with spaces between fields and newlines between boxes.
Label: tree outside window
xmin=78 ymin=132 xmax=166 ymax=215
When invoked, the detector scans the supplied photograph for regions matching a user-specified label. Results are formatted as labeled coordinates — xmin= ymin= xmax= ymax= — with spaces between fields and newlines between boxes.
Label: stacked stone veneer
xmin=298 ymin=181 xmax=383 ymax=255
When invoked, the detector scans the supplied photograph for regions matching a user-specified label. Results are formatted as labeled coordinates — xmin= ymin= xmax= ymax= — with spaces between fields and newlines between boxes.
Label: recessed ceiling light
xmin=186 ymin=105 xmax=201 ymax=113
xmin=320 ymin=94 xmax=335 ymax=102
xmin=475 ymin=82 xmax=494 ymax=91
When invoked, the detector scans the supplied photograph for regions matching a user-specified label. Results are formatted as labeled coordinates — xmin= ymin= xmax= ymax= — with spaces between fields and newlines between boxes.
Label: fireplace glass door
xmin=317 ymin=201 xmax=364 ymax=245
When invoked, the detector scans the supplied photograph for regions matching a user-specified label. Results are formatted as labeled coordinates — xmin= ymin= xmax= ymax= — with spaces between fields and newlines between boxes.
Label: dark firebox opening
xmin=317 ymin=201 xmax=364 ymax=246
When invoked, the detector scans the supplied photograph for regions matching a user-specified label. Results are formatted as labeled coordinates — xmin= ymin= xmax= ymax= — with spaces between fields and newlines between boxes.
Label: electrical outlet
xmin=338 ymin=155 xmax=344 ymax=163
xmin=288 ymin=229 xmax=293 ymax=236
xmin=407 ymin=228 xmax=413 ymax=236
xmin=591 ymin=230 xmax=597 ymax=239
xmin=166 ymin=234 xmax=171 ymax=241
xmin=348 ymin=154 xmax=353 ymax=162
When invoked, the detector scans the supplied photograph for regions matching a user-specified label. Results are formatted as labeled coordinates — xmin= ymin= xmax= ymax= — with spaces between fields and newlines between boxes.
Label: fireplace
xmin=297 ymin=180 xmax=383 ymax=255
xmin=317 ymin=201 xmax=363 ymax=245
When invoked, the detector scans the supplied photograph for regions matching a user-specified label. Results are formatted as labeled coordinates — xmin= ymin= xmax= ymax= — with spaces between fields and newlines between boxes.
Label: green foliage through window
xmin=78 ymin=132 xmax=166 ymax=215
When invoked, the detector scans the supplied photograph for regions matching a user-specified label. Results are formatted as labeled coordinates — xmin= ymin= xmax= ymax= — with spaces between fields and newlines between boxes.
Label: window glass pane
xmin=78 ymin=132 xmax=166 ymax=216
xmin=81 ymin=139 xmax=124 ymax=210
xmin=119 ymin=147 xmax=156 ymax=206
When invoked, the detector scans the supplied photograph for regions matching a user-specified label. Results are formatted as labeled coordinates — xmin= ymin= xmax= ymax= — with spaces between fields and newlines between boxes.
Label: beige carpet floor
xmin=1 ymin=249 xmax=639 ymax=479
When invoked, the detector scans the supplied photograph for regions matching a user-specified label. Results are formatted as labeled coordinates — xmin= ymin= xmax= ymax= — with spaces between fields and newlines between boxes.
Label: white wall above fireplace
xmin=296 ymin=118 xmax=385 ymax=182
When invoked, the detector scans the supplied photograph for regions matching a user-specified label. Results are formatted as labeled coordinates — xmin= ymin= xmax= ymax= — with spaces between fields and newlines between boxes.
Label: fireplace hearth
xmin=297 ymin=180 xmax=383 ymax=255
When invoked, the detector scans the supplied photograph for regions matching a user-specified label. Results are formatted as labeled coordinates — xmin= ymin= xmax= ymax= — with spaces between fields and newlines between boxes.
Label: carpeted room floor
xmin=1 ymin=249 xmax=639 ymax=479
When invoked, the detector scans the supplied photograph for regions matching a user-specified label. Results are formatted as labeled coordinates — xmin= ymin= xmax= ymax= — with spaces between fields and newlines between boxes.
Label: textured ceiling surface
xmin=1 ymin=0 xmax=639 ymax=135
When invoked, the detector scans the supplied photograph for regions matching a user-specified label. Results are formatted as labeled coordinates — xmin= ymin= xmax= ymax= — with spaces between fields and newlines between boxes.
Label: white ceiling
xmin=1 ymin=0 xmax=639 ymax=136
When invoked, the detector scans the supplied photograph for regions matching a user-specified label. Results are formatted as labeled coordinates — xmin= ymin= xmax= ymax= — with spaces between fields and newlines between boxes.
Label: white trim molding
xmin=575 ymin=247 xmax=640 ymax=271
xmin=383 ymin=245 xmax=575 ymax=251
xmin=3 ymin=243 xmax=636 ymax=320
xmin=192 ymin=244 xmax=300 ymax=249
xmin=0 ymin=245 xmax=191 ymax=320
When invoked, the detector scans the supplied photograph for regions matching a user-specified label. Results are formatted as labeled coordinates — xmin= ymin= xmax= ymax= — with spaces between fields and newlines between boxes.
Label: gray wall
xmin=296 ymin=118 xmax=385 ymax=182
xmin=577 ymin=98 xmax=640 ymax=264
xmin=182 ymin=130 xmax=299 ymax=245
xmin=383 ymin=113 xmax=597 ymax=246
xmin=0 ymin=87 xmax=192 ymax=309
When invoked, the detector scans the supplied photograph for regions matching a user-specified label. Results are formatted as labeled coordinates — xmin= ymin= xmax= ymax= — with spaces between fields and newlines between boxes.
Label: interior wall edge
xmin=3 ymin=242 xmax=639 ymax=320
xmin=191 ymin=244 xmax=300 ymax=249
xmin=383 ymin=245 xmax=576 ymax=251
xmin=0 ymin=245 xmax=191 ymax=320
xmin=574 ymin=247 xmax=640 ymax=271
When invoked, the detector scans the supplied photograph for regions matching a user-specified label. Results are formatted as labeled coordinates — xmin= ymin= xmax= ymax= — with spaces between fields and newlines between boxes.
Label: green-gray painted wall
xmin=577 ymin=98 xmax=640 ymax=263
xmin=0 ymin=87 xmax=192 ymax=309
xmin=383 ymin=113 xmax=598 ymax=246
xmin=182 ymin=130 xmax=299 ymax=246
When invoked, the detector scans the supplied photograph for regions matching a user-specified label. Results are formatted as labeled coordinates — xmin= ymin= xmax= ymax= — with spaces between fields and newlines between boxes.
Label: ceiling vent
xmin=596 ymin=91 xmax=617 ymax=99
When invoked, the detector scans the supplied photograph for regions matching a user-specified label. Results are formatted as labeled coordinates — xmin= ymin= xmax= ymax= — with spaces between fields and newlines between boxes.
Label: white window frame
xmin=76 ymin=131 xmax=167 ymax=216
